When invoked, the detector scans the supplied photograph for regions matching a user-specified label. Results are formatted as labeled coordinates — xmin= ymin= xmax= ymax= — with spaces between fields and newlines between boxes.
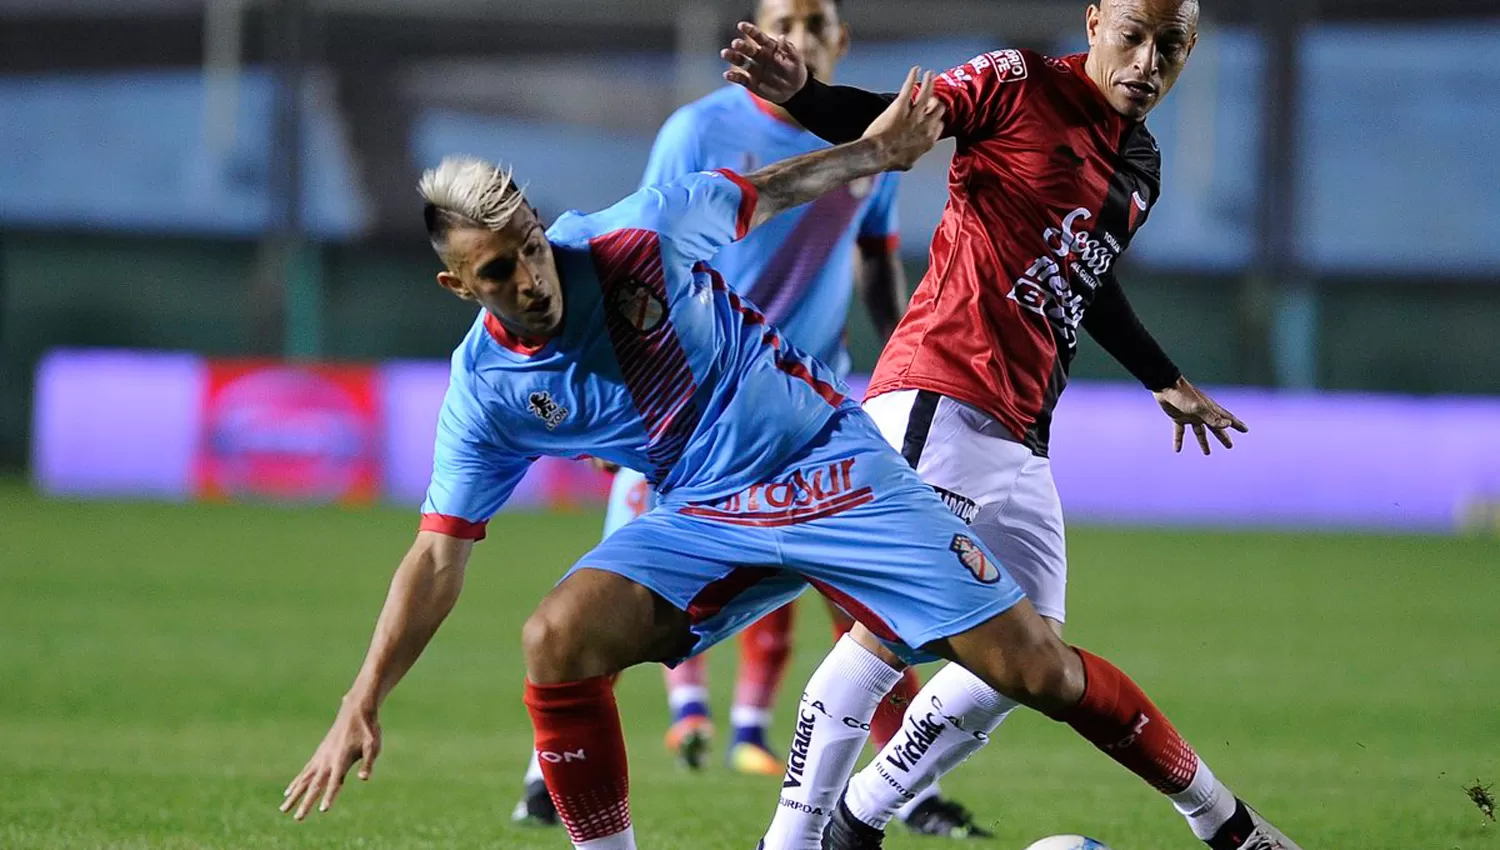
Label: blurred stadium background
xmin=2 ymin=2 xmax=1498 ymax=849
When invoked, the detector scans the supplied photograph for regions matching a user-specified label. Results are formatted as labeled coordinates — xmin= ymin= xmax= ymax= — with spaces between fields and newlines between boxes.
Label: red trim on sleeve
xmin=712 ymin=168 xmax=758 ymax=241
xmin=857 ymin=234 xmax=901 ymax=254
xmin=419 ymin=513 xmax=488 ymax=541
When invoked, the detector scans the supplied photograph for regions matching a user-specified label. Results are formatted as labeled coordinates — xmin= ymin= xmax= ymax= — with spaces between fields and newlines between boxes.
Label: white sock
xmin=732 ymin=704 xmax=773 ymax=731
xmin=575 ymin=825 xmax=636 ymax=850
xmin=760 ymin=635 xmax=903 ymax=850
xmin=523 ymin=749 xmax=544 ymax=785
xmin=668 ymin=684 xmax=710 ymax=717
xmin=893 ymin=783 xmax=941 ymax=821
xmin=846 ymin=664 xmax=1016 ymax=829
xmin=1171 ymin=759 xmax=1237 ymax=840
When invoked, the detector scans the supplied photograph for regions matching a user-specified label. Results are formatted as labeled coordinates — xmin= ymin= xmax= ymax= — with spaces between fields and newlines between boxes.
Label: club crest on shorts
xmin=527 ymin=391 xmax=569 ymax=430
xmin=950 ymin=534 xmax=999 ymax=584
xmin=611 ymin=278 xmax=666 ymax=334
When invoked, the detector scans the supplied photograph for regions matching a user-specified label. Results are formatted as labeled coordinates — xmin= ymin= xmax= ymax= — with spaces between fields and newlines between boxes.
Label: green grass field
xmin=2 ymin=483 xmax=1498 ymax=849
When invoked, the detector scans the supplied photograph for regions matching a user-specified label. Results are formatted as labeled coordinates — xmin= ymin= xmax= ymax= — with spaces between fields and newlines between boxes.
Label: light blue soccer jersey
xmin=642 ymin=87 xmax=900 ymax=378
xmin=419 ymin=170 xmax=858 ymax=540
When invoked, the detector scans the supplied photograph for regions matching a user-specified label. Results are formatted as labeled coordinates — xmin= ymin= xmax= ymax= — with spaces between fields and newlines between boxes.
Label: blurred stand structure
xmin=1 ymin=0 xmax=1497 ymax=485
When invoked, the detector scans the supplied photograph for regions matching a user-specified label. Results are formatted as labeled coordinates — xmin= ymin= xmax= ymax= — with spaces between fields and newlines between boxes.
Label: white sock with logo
xmin=760 ymin=635 xmax=903 ymax=850
xmin=845 ymin=663 xmax=1016 ymax=829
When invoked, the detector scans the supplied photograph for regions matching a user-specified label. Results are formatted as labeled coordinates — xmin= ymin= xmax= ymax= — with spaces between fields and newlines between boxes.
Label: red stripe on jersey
xmin=712 ymin=169 xmax=758 ymax=240
xmin=686 ymin=566 xmax=780 ymax=624
xmin=419 ymin=513 xmax=488 ymax=540
xmin=697 ymin=261 xmax=846 ymax=408
xmin=807 ymin=578 xmax=900 ymax=643
xmin=592 ymin=229 xmax=702 ymax=483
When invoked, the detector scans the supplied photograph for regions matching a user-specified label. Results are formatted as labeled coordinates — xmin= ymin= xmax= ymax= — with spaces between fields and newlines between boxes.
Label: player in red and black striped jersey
xmin=726 ymin=3 xmax=1300 ymax=850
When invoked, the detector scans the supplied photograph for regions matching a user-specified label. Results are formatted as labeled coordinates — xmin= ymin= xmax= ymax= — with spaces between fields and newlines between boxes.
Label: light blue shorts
xmin=570 ymin=409 xmax=1026 ymax=665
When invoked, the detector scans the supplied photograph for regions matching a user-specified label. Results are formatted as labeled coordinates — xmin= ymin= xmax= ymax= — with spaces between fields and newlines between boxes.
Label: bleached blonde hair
xmin=418 ymin=155 xmax=530 ymax=267
xmin=419 ymin=155 xmax=526 ymax=231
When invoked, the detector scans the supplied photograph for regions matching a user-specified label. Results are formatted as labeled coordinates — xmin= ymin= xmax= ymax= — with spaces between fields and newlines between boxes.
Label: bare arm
xmin=742 ymin=67 xmax=943 ymax=230
xmin=280 ymin=531 xmax=473 ymax=820
xmin=855 ymin=245 xmax=907 ymax=341
xmin=345 ymin=531 xmax=472 ymax=709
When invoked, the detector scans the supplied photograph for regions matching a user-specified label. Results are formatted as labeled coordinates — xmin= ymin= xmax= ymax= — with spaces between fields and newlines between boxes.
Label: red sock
xmin=1059 ymin=648 xmax=1199 ymax=794
xmin=871 ymin=667 xmax=921 ymax=751
xmin=524 ymin=677 xmax=631 ymax=844
xmin=733 ymin=602 xmax=796 ymax=710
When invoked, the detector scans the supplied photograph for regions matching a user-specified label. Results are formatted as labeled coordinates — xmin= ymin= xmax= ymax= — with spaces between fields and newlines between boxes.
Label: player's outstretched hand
xmin=280 ymin=700 xmax=382 ymax=821
xmin=722 ymin=21 xmax=808 ymax=103
xmin=862 ymin=67 xmax=945 ymax=172
xmin=1153 ymin=376 xmax=1249 ymax=455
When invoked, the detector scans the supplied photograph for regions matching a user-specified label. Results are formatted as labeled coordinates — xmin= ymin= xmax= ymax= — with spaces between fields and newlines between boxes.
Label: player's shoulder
xmin=946 ymin=47 xmax=1037 ymax=89
xmin=660 ymin=87 xmax=747 ymax=138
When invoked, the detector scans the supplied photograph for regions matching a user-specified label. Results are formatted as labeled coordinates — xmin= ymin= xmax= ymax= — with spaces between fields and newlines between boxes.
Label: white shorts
xmin=862 ymin=389 xmax=1068 ymax=623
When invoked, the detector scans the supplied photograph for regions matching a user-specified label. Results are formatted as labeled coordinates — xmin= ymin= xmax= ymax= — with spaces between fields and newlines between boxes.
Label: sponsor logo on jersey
xmin=1008 ymin=205 xmax=1126 ymax=348
xmin=951 ymin=534 xmax=1000 ymax=584
xmin=942 ymin=49 xmax=1028 ymax=89
xmin=932 ymin=485 xmax=980 ymax=524
xmin=610 ymin=277 xmax=667 ymax=334
xmin=527 ymin=391 xmax=569 ymax=430
xmin=680 ymin=458 xmax=873 ymax=526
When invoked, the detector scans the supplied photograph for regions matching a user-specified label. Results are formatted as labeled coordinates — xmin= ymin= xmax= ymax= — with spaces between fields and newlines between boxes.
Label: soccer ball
xmin=1022 ymin=837 xmax=1112 ymax=850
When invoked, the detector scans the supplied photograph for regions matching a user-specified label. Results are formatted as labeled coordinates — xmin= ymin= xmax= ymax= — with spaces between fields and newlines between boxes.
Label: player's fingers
xmin=318 ymin=769 xmax=343 ymax=813
xmin=894 ymin=65 xmax=919 ymax=108
xmin=294 ymin=769 xmax=327 ymax=821
xmin=729 ymin=38 xmax=762 ymax=62
xmin=1194 ymin=422 xmax=1211 ymax=455
xmin=1212 ymin=426 xmax=1235 ymax=450
xmin=736 ymin=22 xmax=767 ymax=52
xmin=915 ymin=69 xmax=937 ymax=107
xmin=1173 ymin=421 xmax=1184 ymax=453
xmin=723 ymin=67 xmax=752 ymax=87
xmin=359 ymin=739 xmax=379 ymax=781
xmin=1229 ymin=413 xmax=1249 ymax=433
xmin=280 ymin=767 xmax=312 ymax=811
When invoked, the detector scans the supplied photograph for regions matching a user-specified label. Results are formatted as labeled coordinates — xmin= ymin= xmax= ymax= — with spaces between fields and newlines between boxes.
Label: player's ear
xmin=436 ymin=271 xmax=473 ymax=301
xmin=835 ymin=22 xmax=850 ymax=60
xmin=1086 ymin=4 xmax=1102 ymax=45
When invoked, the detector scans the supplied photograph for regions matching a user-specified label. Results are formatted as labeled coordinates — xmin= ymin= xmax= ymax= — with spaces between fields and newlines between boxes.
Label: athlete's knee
xmin=943 ymin=604 xmax=1083 ymax=714
xmin=522 ymin=602 xmax=600 ymax=684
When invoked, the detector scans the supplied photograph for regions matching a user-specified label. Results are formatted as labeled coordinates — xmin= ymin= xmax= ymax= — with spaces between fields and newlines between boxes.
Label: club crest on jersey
xmin=951 ymin=534 xmax=1000 ymax=584
xmin=610 ymin=278 xmax=667 ymax=334
xmin=527 ymin=391 xmax=569 ymax=430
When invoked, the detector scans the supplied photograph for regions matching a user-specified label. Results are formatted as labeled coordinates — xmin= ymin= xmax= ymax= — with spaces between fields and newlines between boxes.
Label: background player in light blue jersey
xmin=279 ymin=69 xmax=1303 ymax=850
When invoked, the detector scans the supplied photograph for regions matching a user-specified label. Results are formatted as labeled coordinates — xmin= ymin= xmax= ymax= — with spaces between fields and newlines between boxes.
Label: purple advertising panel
xmin=32 ymin=349 xmax=204 ymax=499
xmin=33 ymin=350 xmax=1500 ymax=531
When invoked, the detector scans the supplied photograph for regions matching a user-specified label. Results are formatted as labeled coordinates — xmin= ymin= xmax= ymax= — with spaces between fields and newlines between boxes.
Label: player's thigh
xmin=565 ymin=506 xmax=804 ymax=668
xmin=524 ymin=566 xmax=690 ymax=683
xmin=871 ymin=390 xmax=1069 ymax=622
xmin=601 ymin=467 xmax=654 ymax=539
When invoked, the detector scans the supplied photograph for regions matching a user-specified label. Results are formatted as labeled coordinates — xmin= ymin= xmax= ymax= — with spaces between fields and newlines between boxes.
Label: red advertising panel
xmin=196 ymin=361 xmax=381 ymax=504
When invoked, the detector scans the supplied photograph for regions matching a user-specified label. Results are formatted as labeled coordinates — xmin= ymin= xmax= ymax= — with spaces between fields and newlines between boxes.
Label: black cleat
xmin=1206 ymin=799 xmax=1303 ymax=850
xmin=510 ymin=778 xmax=559 ymax=827
xmin=901 ymin=796 xmax=994 ymax=839
xmin=823 ymin=795 xmax=886 ymax=850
